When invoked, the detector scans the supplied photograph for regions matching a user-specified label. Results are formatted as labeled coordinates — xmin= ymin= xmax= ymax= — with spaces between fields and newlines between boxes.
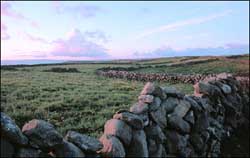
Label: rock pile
xmin=1 ymin=115 xmax=103 ymax=157
xmin=1 ymin=76 xmax=249 ymax=157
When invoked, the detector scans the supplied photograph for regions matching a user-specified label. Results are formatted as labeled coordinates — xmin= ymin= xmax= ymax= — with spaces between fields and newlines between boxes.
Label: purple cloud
xmin=52 ymin=2 xmax=101 ymax=18
xmin=1 ymin=2 xmax=39 ymax=28
xmin=1 ymin=23 xmax=10 ymax=40
xmin=50 ymin=29 xmax=109 ymax=58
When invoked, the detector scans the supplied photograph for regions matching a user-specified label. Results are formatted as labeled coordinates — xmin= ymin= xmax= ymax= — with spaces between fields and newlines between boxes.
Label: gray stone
xmin=144 ymin=123 xmax=166 ymax=143
xmin=161 ymin=97 xmax=179 ymax=114
xmin=153 ymin=86 xmax=166 ymax=100
xmin=184 ymin=96 xmax=202 ymax=111
xmin=140 ymin=82 xmax=155 ymax=95
xmin=1 ymin=112 xmax=28 ymax=145
xmin=54 ymin=140 xmax=85 ymax=157
xmin=163 ymin=87 xmax=185 ymax=99
xmin=113 ymin=111 xmax=144 ymax=130
xmin=190 ymin=133 xmax=204 ymax=153
xmin=1 ymin=138 xmax=14 ymax=157
xmin=168 ymin=114 xmax=191 ymax=134
xmin=172 ymin=100 xmax=191 ymax=118
xmin=15 ymin=147 xmax=51 ymax=157
xmin=138 ymin=95 xmax=154 ymax=103
xmin=147 ymin=139 xmax=158 ymax=156
xmin=126 ymin=130 xmax=148 ymax=157
xmin=184 ymin=110 xmax=195 ymax=125
xmin=65 ymin=131 xmax=103 ymax=153
xmin=194 ymin=82 xmax=222 ymax=97
xmin=214 ymin=81 xmax=232 ymax=94
xmin=140 ymin=82 xmax=166 ymax=99
xmin=104 ymin=119 xmax=132 ymax=146
xmin=166 ymin=130 xmax=189 ymax=156
xmin=149 ymin=142 xmax=163 ymax=157
xmin=138 ymin=113 xmax=149 ymax=127
xmin=22 ymin=119 xmax=63 ymax=150
xmin=150 ymin=105 xmax=167 ymax=129
xmin=98 ymin=134 xmax=125 ymax=157
xmin=193 ymin=112 xmax=209 ymax=133
xmin=209 ymin=140 xmax=221 ymax=157
xmin=130 ymin=101 xmax=149 ymax=114
xmin=161 ymin=145 xmax=167 ymax=157
xmin=149 ymin=97 xmax=162 ymax=111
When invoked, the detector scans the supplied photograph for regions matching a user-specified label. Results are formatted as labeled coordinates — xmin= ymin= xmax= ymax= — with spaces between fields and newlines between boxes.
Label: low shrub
xmin=43 ymin=67 xmax=80 ymax=73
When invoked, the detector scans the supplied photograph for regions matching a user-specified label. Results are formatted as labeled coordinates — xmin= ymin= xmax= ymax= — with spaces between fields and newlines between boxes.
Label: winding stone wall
xmin=1 ymin=76 xmax=249 ymax=157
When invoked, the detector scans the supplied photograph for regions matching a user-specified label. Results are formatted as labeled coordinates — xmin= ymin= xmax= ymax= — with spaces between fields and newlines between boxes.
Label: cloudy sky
xmin=1 ymin=1 xmax=249 ymax=61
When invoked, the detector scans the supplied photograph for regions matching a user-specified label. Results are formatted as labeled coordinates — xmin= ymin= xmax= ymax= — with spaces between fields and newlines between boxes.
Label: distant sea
xmin=1 ymin=60 xmax=66 ymax=65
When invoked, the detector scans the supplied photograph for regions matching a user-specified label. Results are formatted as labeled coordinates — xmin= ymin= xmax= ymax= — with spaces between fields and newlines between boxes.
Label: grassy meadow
xmin=1 ymin=54 xmax=249 ymax=137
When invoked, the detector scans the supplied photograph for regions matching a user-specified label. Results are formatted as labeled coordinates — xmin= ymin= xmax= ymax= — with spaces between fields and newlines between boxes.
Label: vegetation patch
xmin=43 ymin=67 xmax=80 ymax=73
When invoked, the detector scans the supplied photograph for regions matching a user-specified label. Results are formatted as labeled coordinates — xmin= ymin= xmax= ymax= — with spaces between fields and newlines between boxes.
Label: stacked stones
xmin=97 ymin=76 xmax=249 ymax=157
xmin=97 ymin=69 xmax=247 ymax=85
xmin=1 ymin=76 xmax=249 ymax=157
xmin=1 ymin=113 xmax=103 ymax=157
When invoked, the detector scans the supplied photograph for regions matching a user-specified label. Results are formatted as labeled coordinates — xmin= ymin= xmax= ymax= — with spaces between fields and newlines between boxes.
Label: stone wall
xmin=96 ymin=68 xmax=249 ymax=84
xmin=1 ymin=76 xmax=249 ymax=157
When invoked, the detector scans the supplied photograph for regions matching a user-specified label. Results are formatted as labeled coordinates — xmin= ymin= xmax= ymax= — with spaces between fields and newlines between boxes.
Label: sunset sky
xmin=1 ymin=1 xmax=249 ymax=62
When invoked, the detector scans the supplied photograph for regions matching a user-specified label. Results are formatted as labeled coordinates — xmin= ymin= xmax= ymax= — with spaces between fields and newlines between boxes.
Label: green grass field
xmin=1 ymin=54 xmax=249 ymax=137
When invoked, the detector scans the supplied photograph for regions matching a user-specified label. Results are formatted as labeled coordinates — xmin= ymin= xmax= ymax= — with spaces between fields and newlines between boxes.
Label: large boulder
xmin=168 ymin=114 xmax=191 ymax=134
xmin=113 ymin=111 xmax=144 ymax=130
xmin=126 ymin=130 xmax=148 ymax=157
xmin=53 ymin=140 xmax=85 ymax=157
xmin=65 ymin=131 xmax=103 ymax=153
xmin=22 ymin=119 xmax=63 ymax=150
xmin=1 ymin=138 xmax=14 ymax=157
xmin=1 ymin=112 xmax=28 ymax=145
xmin=98 ymin=134 xmax=125 ymax=157
xmin=104 ymin=119 xmax=132 ymax=146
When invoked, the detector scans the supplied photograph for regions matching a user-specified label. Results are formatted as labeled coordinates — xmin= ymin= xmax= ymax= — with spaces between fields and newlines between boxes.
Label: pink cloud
xmin=1 ymin=23 xmax=10 ymax=40
xmin=50 ymin=29 xmax=109 ymax=58
xmin=1 ymin=2 xmax=39 ymax=28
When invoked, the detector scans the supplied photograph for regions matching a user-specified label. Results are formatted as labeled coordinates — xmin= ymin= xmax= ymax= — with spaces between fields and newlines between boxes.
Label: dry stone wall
xmin=96 ymin=68 xmax=249 ymax=84
xmin=1 ymin=76 xmax=249 ymax=157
